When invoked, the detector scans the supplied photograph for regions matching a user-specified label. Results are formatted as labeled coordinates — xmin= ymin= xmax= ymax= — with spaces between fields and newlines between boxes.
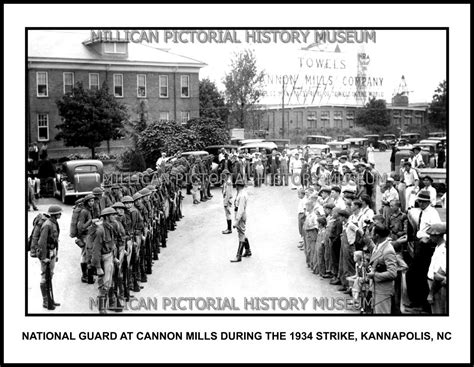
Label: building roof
xmin=28 ymin=30 xmax=206 ymax=68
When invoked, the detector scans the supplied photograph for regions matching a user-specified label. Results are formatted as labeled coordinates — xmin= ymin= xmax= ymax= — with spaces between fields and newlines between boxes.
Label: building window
xmin=37 ymin=113 xmax=49 ymax=141
xmin=89 ymin=73 xmax=99 ymax=90
xmin=404 ymin=111 xmax=412 ymax=126
xmin=321 ymin=111 xmax=330 ymax=129
xmin=113 ymin=74 xmax=123 ymax=97
xmin=307 ymin=111 xmax=317 ymax=129
xmin=63 ymin=72 xmax=74 ymax=94
xmin=137 ymin=74 xmax=146 ymax=98
xmin=36 ymin=71 xmax=48 ymax=97
xmin=180 ymin=111 xmax=190 ymax=124
xmin=415 ymin=111 xmax=423 ymax=125
xmin=104 ymin=42 xmax=127 ymax=54
xmin=159 ymin=112 xmax=169 ymax=121
xmin=334 ymin=111 xmax=343 ymax=129
xmin=159 ymin=75 xmax=168 ymax=98
xmin=181 ymin=75 xmax=190 ymax=97
xmin=346 ymin=111 xmax=355 ymax=128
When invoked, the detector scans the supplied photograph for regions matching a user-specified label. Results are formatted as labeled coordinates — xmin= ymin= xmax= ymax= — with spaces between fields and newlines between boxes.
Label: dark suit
xmin=267 ymin=155 xmax=280 ymax=185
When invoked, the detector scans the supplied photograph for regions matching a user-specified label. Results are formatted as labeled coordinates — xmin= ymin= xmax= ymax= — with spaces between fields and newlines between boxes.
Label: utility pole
xmin=282 ymin=78 xmax=285 ymax=138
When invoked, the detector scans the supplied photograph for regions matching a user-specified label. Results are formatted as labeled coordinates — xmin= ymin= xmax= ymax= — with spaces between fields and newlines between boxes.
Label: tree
xmin=354 ymin=98 xmax=391 ymax=134
xmin=56 ymin=82 xmax=128 ymax=158
xmin=223 ymin=49 xmax=266 ymax=128
xmin=186 ymin=117 xmax=230 ymax=148
xmin=428 ymin=80 xmax=447 ymax=130
xmin=136 ymin=120 xmax=200 ymax=167
xmin=199 ymin=78 xmax=229 ymax=122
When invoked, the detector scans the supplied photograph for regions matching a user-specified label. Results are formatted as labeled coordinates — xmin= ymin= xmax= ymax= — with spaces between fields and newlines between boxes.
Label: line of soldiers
xmin=71 ymin=170 xmax=184 ymax=313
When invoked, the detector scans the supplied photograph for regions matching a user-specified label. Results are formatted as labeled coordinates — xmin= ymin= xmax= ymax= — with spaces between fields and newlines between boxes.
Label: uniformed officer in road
xmin=230 ymin=175 xmax=251 ymax=262
xmin=38 ymin=205 xmax=62 ymax=310
xmin=221 ymin=169 xmax=233 ymax=234
xmin=77 ymin=194 xmax=95 ymax=284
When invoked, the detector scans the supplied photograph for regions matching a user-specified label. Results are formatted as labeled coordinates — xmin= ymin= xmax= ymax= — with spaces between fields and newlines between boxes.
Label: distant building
xmin=251 ymin=100 xmax=428 ymax=141
xmin=27 ymin=30 xmax=206 ymax=158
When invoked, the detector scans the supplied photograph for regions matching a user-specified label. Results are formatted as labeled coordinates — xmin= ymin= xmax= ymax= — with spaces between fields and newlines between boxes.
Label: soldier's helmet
xmin=92 ymin=187 xmax=104 ymax=195
xmin=100 ymin=207 xmax=117 ymax=217
xmin=132 ymin=192 xmax=143 ymax=201
xmin=48 ymin=205 xmax=63 ymax=215
xmin=122 ymin=195 xmax=134 ymax=203
xmin=112 ymin=202 xmax=126 ymax=210
xmin=139 ymin=188 xmax=151 ymax=197
xmin=84 ymin=194 xmax=95 ymax=202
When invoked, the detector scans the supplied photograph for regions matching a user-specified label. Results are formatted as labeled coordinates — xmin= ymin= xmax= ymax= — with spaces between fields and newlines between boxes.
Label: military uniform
xmin=230 ymin=182 xmax=251 ymax=262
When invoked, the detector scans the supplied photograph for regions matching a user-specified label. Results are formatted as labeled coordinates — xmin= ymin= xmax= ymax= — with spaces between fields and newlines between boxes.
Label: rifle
xmin=44 ymin=261 xmax=55 ymax=309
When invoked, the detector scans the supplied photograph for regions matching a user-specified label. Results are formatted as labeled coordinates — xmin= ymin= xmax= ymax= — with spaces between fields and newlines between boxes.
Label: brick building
xmin=252 ymin=98 xmax=429 ymax=141
xmin=27 ymin=30 xmax=205 ymax=158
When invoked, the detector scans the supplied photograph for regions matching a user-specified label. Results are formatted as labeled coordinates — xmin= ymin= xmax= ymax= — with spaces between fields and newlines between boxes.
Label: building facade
xmin=27 ymin=30 xmax=205 ymax=158
xmin=252 ymin=100 xmax=428 ymax=141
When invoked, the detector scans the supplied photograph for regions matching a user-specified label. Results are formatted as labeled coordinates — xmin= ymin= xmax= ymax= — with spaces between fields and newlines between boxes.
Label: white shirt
xmin=423 ymin=185 xmax=437 ymax=206
xmin=427 ymin=241 xmax=446 ymax=280
xmin=416 ymin=205 xmax=441 ymax=239
xmin=360 ymin=207 xmax=374 ymax=228
xmin=382 ymin=186 xmax=399 ymax=204
xmin=403 ymin=168 xmax=419 ymax=186
xmin=297 ymin=197 xmax=307 ymax=214
xmin=218 ymin=153 xmax=225 ymax=162
xmin=156 ymin=157 xmax=166 ymax=169
xmin=291 ymin=159 xmax=302 ymax=171
xmin=334 ymin=196 xmax=346 ymax=210
xmin=412 ymin=153 xmax=424 ymax=168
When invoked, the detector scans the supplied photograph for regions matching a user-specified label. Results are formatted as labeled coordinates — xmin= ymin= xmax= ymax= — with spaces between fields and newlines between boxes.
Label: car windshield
xmin=74 ymin=165 xmax=98 ymax=173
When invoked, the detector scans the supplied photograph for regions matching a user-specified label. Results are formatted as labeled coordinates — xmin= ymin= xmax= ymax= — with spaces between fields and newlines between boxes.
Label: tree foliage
xmin=136 ymin=120 xmax=200 ymax=166
xmin=186 ymin=117 xmax=230 ymax=148
xmin=199 ymin=78 xmax=229 ymax=122
xmin=223 ymin=49 xmax=266 ymax=128
xmin=428 ymin=80 xmax=447 ymax=130
xmin=354 ymin=98 xmax=391 ymax=134
xmin=56 ymin=82 xmax=128 ymax=157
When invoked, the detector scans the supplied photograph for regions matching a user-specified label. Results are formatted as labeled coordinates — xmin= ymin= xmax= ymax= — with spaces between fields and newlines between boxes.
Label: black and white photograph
xmin=4 ymin=3 xmax=471 ymax=365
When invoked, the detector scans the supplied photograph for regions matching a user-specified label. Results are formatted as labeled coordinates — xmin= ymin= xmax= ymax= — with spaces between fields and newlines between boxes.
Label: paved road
xmin=27 ymin=152 xmax=392 ymax=314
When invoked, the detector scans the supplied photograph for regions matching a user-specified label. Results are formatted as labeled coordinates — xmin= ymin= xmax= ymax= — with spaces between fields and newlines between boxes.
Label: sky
xmin=167 ymin=29 xmax=446 ymax=105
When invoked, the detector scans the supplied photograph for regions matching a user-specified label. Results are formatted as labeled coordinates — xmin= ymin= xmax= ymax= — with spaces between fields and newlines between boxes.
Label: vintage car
xmin=394 ymin=148 xmax=431 ymax=172
xmin=400 ymin=133 xmax=421 ymax=144
xmin=306 ymin=135 xmax=333 ymax=145
xmin=428 ymin=131 xmax=446 ymax=140
xmin=238 ymin=138 xmax=265 ymax=146
xmin=264 ymin=139 xmax=291 ymax=152
xmin=345 ymin=137 xmax=369 ymax=160
xmin=364 ymin=134 xmax=388 ymax=151
xmin=337 ymin=135 xmax=352 ymax=142
xmin=239 ymin=141 xmax=278 ymax=155
xmin=327 ymin=141 xmax=350 ymax=158
xmin=56 ymin=159 xmax=103 ymax=204
xmin=382 ymin=134 xmax=397 ymax=146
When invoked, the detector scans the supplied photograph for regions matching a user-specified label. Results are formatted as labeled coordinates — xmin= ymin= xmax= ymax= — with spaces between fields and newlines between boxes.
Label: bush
xmin=116 ymin=148 xmax=146 ymax=172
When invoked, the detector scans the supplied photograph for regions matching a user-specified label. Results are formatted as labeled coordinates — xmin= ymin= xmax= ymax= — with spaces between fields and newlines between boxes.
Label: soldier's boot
xmin=141 ymin=271 xmax=148 ymax=283
xmin=132 ymin=278 xmax=141 ymax=292
xmin=242 ymin=237 xmax=252 ymax=257
xmin=40 ymin=283 xmax=55 ymax=310
xmin=230 ymin=242 xmax=245 ymax=263
xmin=80 ymin=263 xmax=88 ymax=283
xmin=98 ymin=295 xmax=107 ymax=314
xmin=222 ymin=220 xmax=232 ymax=234
xmin=87 ymin=266 xmax=95 ymax=284
xmin=108 ymin=288 xmax=116 ymax=311
xmin=152 ymin=247 xmax=159 ymax=261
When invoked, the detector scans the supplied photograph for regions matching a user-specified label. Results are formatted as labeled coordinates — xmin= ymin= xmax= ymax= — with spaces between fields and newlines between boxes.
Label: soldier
xmin=221 ymin=169 xmax=233 ymax=234
xmin=147 ymin=184 xmax=161 ymax=261
xmin=38 ymin=205 xmax=62 ymax=310
xmin=110 ymin=202 xmax=127 ymax=312
xmin=77 ymin=194 xmax=95 ymax=284
xmin=131 ymin=192 xmax=146 ymax=289
xmin=121 ymin=196 xmax=137 ymax=299
xmin=230 ymin=177 xmax=251 ymax=262
xmin=138 ymin=188 xmax=154 ymax=275
xmin=91 ymin=207 xmax=118 ymax=314
xmin=92 ymin=187 xmax=112 ymax=218
xmin=110 ymin=184 xmax=123 ymax=204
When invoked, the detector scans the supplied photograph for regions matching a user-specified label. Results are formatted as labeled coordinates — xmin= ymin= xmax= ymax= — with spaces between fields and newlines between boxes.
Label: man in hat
xmin=411 ymin=146 xmax=425 ymax=169
xmin=387 ymin=200 xmax=407 ymax=241
xmin=267 ymin=149 xmax=280 ymax=186
xmin=381 ymin=177 xmax=399 ymax=222
xmin=91 ymin=207 xmax=118 ymax=314
xmin=77 ymin=194 xmax=96 ymax=284
xmin=335 ymin=208 xmax=353 ymax=292
xmin=110 ymin=184 xmax=123 ymax=204
xmin=134 ymin=191 xmax=150 ymax=282
xmin=367 ymin=224 xmax=398 ymax=314
xmin=402 ymin=161 xmax=419 ymax=210
xmin=405 ymin=190 xmax=441 ymax=311
xmin=279 ymin=150 xmax=289 ymax=186
xmin=109 ymin=202 xmax=127 ymax=311
xmin=426 ymin=222 xmax=447 ymax=314
xmin=421 ymin=176 xmax=437 ymax=206
xmin=221 ymin=169 xmax=233 ymax=234
xmin=230 ymin=178 xmax=251 ymax=262
xmin=38 ymin=205 xmax=62 ymax=310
